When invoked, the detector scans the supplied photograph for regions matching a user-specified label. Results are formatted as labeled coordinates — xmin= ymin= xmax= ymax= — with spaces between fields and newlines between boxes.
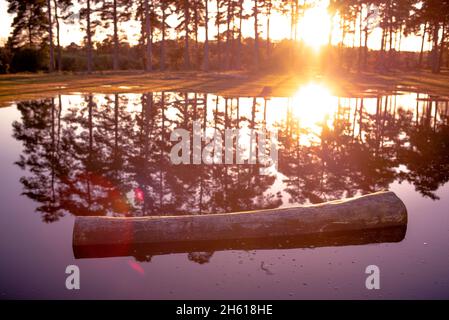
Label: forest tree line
xmin=1 ymin=0 xmax=449 ymax=74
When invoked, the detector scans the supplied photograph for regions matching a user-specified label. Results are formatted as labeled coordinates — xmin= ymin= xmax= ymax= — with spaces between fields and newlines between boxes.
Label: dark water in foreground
xmin=1 ymin=85 xmax=449 ymax=299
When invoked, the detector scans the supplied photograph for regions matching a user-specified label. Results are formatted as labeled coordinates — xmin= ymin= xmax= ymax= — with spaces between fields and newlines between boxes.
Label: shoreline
xmin=1 ymin=69 xmax=449 ymax=107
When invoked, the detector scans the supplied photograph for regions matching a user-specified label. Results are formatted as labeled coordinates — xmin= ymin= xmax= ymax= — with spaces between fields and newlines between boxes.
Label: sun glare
xmin=292 ymin=83 xmax=336 ymax=138
xmin=298 ymin=2 xmax=331 ymax=50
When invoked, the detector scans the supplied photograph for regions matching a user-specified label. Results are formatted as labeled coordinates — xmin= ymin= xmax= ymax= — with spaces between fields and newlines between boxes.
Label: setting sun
xmin=298 ymin=1 xmax=331 ymax=49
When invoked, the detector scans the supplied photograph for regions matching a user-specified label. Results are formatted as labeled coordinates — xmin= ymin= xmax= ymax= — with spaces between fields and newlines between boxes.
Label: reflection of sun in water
xmin=292 ymin=83 xmax=336 ymax=144
xmin=298 ymin=1 xmax=331 ymax=50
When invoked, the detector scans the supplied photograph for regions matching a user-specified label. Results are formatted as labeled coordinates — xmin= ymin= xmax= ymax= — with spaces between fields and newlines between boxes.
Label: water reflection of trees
xmin=278 ymin=95 xmax=404 ymax=204
xmin=12 ymin=92 xmax=449 ymax=223
xmin=397 ymin=98 xmax=449 ymax=200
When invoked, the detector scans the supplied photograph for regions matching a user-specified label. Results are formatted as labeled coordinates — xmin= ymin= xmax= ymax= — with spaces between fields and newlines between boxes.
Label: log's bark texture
xmin=73 ymin=191 xmax=407 ymax=248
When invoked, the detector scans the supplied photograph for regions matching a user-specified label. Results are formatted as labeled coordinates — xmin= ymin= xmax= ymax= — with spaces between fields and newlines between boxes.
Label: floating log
xmin=73 ymin=191 xmax=407 ymax=256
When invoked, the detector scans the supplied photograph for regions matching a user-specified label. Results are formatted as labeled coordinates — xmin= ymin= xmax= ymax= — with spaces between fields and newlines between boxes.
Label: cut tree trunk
xmin=73 ymin=191 xmax=407 ymax=248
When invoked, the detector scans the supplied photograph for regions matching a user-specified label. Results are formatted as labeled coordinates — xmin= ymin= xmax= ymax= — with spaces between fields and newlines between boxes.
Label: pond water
xmin=1 ymin=84 xmax=449 ymax=299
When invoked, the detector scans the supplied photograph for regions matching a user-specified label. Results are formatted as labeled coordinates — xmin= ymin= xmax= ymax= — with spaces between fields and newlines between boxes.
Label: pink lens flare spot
xmin=128 ymin=260 xmax=145 ymax=276
xmin=134 ymin=187 xmax=144 ymax=202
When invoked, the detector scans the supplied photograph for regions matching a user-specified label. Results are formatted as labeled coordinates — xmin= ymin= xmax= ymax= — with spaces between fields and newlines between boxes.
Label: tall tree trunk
xmin=113 ymin=0 xmax=119 ymax=71
xmin=386 ymin=0 xmax=393 ymax=69
xmin=53 ymin=0 xmax=61 ymax=72
xmin=397 ymin=24 xmax=403 ymax=52
xmin=203 ymin=0 xmax=209 ymax=71
xmin=184 ymin=0 xmax=191 ymax=69
xmin=358 ymin=5 xmax=363 ymax=71
xmin=431 ymin=23 xmax=440 ymax=74
xmin=47 ymin=0 xmax=54 ymax=72
xmin=236 ymin=0 xmax=243 ymax=69
xmin=266 ymin=2 xmax=271 ymax=58
xmin=225 ymin=0 xmax=231 ymax=69
xmin=28 ymin=21 xmax=33 ymax=47
xmin=419 ymin=22 xmax=427 ymax=68
xmin=254 ymin=0 xmax=259 ymax=70
xmin=328 ymin=13 xmax=334 ymax=47
xmin=289 ymin=0 xmax=296 ymax=61
xmin=388 ymin=14 xmax=393 ymax=52
xmin=216 ymin=0 xmax=221 ymax=69
xmin=160 ymin=3 xmax=166 ymax=71
xmin=194 ymin=1 xmax=199 ymax=67
xmin=145 ymin=0 xmax=152 ymax=72
xmin=87 ymin=0 xmax=93 ymax=74
xmin=290 ymin=1 xmax=295 ymax=42
xmin=352 ymin=16 xmax=356 ymax=47
xmin=341 ymin=16 xmax=346 ymax=47
xmin=294 ymin=0 xmax=298 ymax=42
xmin=438 ymin=23 xmax=446 ymax=73
xmin=364 ymin=26 xmax=369 ymax=69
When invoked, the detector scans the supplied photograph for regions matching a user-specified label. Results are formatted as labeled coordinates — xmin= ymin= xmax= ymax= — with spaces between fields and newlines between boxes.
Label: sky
xmin=0 ymin=0 xmax=427 ymax=51
xmin=0 ymin=0 xmax=12 ymax=45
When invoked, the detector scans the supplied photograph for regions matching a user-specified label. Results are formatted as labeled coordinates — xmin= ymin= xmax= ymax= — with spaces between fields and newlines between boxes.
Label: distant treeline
xmin=1 ymin=0 xmax=449 ymax=74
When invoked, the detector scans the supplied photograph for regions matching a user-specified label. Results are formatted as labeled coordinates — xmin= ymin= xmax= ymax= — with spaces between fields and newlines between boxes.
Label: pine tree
xmin=7 ymin=0 xmax=48 ymax=48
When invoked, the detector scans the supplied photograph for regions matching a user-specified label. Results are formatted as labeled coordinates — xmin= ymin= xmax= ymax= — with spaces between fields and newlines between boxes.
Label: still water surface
xmin=1 ymin=84 xmax=449 ymax=299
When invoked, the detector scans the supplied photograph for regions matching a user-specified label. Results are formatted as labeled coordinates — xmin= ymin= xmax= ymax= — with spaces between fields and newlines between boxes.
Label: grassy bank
xmin=1 ymin=69 xmax=449 ymax=107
